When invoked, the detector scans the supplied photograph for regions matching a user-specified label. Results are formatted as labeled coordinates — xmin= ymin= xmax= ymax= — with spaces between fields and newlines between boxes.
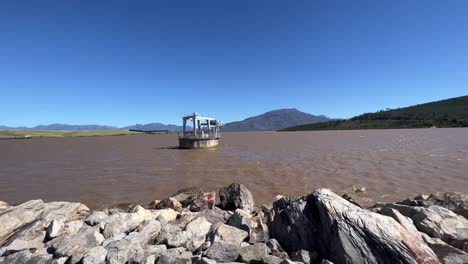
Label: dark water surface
xmin=1 ymin=128 xmax=467 ymax=208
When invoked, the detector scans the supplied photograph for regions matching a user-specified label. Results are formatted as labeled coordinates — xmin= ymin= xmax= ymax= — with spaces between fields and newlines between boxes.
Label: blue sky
xmin=1 ymin=0 xmax=467 ymax=127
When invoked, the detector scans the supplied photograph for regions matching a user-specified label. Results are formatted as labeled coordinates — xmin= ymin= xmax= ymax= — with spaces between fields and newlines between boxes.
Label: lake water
xmin=1 ymin=128 xmax=467 ymax=208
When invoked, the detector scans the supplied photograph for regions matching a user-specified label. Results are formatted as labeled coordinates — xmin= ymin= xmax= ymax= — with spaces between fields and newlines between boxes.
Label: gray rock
xmin=268 ymin=196 xmax=314 ymax=253
xmin=105 ymin=237 xmax=144 ymax=264
xmin=280 ymin=260 xmax=302 ymax=264
xmin=133 ymin=219 xmax=162 ymax=245
xmin=189 ymin=192 xmax=216 ymax=212
xmin=170 ymin=187 xmax=204 ymax=207
xmin=308 ymin=189 xmax=440 ymax=264
xmin=0 ymin=200 xmax=44 ymax=245
xmin=238 ymin=243 xmax=269 ymax=263
xmin=219 ymin=183 xmax=255 ymax=213
xmin=0 ymin=220 xmax=46 ymax=257
xmin=46 ymin=219 xmax=64 ymax=240
xmin=184 ymin=217 xmax=212 ymax=252
xmin=25 ymin=254 xmax=54 ymax=264
xmin=385 ymin=203 xmax=468 ymax=250
xmin=204 ymin=241 xmax=240 ymax=262
xmin=195 ymin=257 xmax=217 ymax=264
xmin=102 ymin=233 xmax=126 ymax=247
xmin=289 ymin=249 xmax=318 ymax=264
xmin=320 ymin=260 xmax=334 ymax=264
xmin=65 ymin=220 xmax=84 ymax=235
xmin=266 ymin=238 xmax=285 ymax=253
xmin=210 ymin=223 xmax=248 ymax=244
xmin=262 ymin=254 xmax=284 ymax=264
xmin=197 ymin=207 xmax=233 ymax=224
xmin=157 ymin=247 xmax=193 ymax=264
xmin=102 ymin=212 xmax=145 ymax=238
xmin=421 ymin=233 xmax=468 ymax=264
xmin=51 ymin=256 xmax=68 ymax=264
xmin=399 ymin=192 xmax=468 ymax=218
xmin=228 ymin=209 xmax=256 ymax=241
xmin=48 ymin=227 xmax=103 ymax=263
xmin=82 ymin=246 xmax=107 ymax=264
xmin=144 ymin=244 xmax=167 ymax=257
xmin=41 ymin=201 xmax=88 ymax=222
xmin=1 ymin=250 xmax=33 ymax=263
xmin=142 ymin=255 xmax=157 ymax=264
xmin=85 ymin=211 xmax=108 ymax=226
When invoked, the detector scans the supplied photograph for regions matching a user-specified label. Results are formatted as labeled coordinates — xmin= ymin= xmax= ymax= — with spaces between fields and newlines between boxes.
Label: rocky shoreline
xmin=0 ymin=183 xmax=467 ymax=264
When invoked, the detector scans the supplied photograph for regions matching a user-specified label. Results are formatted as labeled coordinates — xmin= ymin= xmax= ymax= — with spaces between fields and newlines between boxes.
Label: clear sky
xmin=1 ymin=0 xmax=467 ymax=127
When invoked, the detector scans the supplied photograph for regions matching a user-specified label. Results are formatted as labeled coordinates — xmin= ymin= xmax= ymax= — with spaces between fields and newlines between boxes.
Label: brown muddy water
xmin=0 ymin=128 xmax=467 ymax=209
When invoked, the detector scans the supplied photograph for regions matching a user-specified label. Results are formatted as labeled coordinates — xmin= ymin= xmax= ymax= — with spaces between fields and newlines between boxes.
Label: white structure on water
xmin=179 ymin=112 xmax=222 ymax=149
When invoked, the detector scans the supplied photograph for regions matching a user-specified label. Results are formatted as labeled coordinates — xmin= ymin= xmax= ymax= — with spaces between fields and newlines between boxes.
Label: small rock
xmin=85 ymin=211 xmax=108 ymax=226
xmin=352 ymin=185 xmax=366 ymax=193
xmin=102 ymin=212 xmax=145 ymax=239
xmin=204 ymin=241 xmax=240 ymax=262
xmin=238 ymin=243 xmax=269 ymax=263
xmin=155 ymin=197 xmax=183 ymax=212
xmin=46 ymin=219 xmax=65 ymax=240
xmin=105 ymin=237 xmax=144 ymax=264
xmin=262 ymin=254 xmax=284 ymax=264
xmin=184 ymin=217 xmax=212 ymax=252
xmin=289 ymin=249 xmax=318 ymax=264
xmin=210 ymin=223 xmax=248 ymax=244
xmin=82 ymin=246 xmax=107 ymax=264
xmin=171 ymin=187 xmax=204 ymax=207
xmin=219 ymin=183 xmax=255 ymax=213
xmin=142 ymin=255 xmax=157 ymax=264
xmin=144 ymin=244 xmax=167 ymax=257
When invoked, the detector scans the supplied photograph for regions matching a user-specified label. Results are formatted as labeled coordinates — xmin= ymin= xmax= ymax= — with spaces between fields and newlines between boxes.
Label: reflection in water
xmin=0 ymin=128 xmax=467 ymax=208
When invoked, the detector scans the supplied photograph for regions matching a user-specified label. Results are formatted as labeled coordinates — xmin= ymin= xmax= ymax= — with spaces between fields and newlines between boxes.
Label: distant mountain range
xmin=281 ymin=95 xmax=468 ymax=131
xmin=0 ymin=108 xmax=332 ymax=132
xmin=222 ymin=109 xmax=331 ymax=131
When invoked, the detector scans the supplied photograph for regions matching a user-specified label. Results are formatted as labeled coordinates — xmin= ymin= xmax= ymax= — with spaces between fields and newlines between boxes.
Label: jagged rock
xmin=102 ymin=212 xmax=145 ymax=238
xmin=204 ymin=241 xmax=240 ymax=262
xmin=266 ymin=238 xmax=285 ymax=253
xmin=219 ymin=183 xmax=255 ymax=213
xmin=105 ymin=236 xmax=144 ymax=264
xmin=156 ymin=247 xmax=193 ymax=264
xmin=210 ymin=223 xmax=248 ymax=244
xmin=102 ymin=233 xmax=126 ymax=247
xmin=268 ymin=196 xmax=314 ymax=253
xmin=82 ymin=246 xmax=107 ymax=264
xmin=1 ymin=250 xmax=33 ymax=263
xmin=262 ymin=254 xmax=284 ymax=264
xmin=171 ymin=187 xmax=204 ymax=207
xmin=48 ymin=227 xmax=104 ymax=263
xmin=85 ymin=211 xmax=108 ymax=226
xmin=142 ymin=255 xmax=157 ymax=264
xmin=342 ymin=193 xmax=363 ymax=208
xmin=228 ymin=209 xmax=256 ymax=240
xmin=155 ymin=197 xmax=183 ymax=212
xmin=0 ymin=200 xmax=44 ymax=245
xmin=238 ymin=243 xmax=269 ymax=263
xmin=308 ymin=189 xmax=440 ymax=264
xmin=174 ymin=210 xmax=199 ymax=228
xmin=144 ymin=244 xmax=167 ymax=257
xmin=289 ymin=249 xmax=318 ymax=264
xmin=25 ymin=253 xmax=54 ymax=264
xmin=154 ymin=208 xmax=179 ymax=222
xmin=0 ymin=220 xmax=46 ymax=257
xmin=126 ymin=219 xmax=161 ymax=246
xmin=184 ymin=217 xmax=212 ymax=252
xmin=52 ymin=256 xmax=68 ymax=264
xmin=41 ymin=201 xmax=88 ymax=222
xmin=384 ymin=203 xmax=468 ymax=250
xmin=46 ymin=219 xmax=64 ymax=240
xmin=197 ymin=207 xmax=233 ymax=224
xmin=399 ymin=192 xmax=468 ymax=218
xmin=193 ymin=257 xmax=217 ymax=264
xmin=421 ymin=233 xmax=468 ymax=264
xmin=190 ymin=192 xmax=216 ymax=212
xmin=65 ymin=220 xmax=84 ymax=235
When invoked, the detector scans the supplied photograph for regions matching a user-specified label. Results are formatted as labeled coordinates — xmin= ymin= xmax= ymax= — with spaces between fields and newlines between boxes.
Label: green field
xmin=281 ymin=95 xmax=468 ymax=131
xmin=0 ymin=130 xmax=147 ymax=139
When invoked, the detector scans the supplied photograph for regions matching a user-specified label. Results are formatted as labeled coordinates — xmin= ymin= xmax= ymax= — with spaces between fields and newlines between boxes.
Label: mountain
xmin=281 ymin=95 xmax=468 ymax=131
xmin=123 ymin=123 xmax=185 ymax=131
xmin=222 ymin=109 xmax=331 ymax=132
xmin=0 ymin=124 xmax=118 ymax=130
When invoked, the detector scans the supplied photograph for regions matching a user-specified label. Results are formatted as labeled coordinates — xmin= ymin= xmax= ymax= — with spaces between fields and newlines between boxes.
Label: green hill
xmin=280 ymin=95 xmax=468 ymax=131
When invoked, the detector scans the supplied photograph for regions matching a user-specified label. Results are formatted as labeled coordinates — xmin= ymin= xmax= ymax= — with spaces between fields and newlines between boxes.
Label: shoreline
xmin=1 ymin=183 xmax=466 ymax=263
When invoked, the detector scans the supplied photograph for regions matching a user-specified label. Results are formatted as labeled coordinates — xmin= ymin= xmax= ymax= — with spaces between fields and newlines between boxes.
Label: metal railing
xmin=179 ymin=131 xmax=221 ymax=139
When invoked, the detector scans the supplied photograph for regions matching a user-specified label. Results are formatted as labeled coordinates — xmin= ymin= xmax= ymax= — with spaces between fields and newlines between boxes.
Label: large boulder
xmin=170 ymin=187 xmax=204 ymax=207
xmin=105 ymin=236 xmax=144 ymax=264
xmin=102 ymin=211 xmax=146 ymax=239
xmin=238 ymin=243 xmax=269 ymax=263
xmin=209 ymin=223 xmax=248 ymax=244
xmin=41 ymin=201 xmax=88 ymax=222
xmin=82 ymin=246 xmax=107 ymax=264
xmin=219 ymin=183 xmax=255 ymax=213
xmin=85 ymin=211 xmax=108 ymax=226
xmin=268 ymin=196 xmax=314 ymax=253
xmin=0 ymin=200 xmax=44 ymax=245
xmin=0 ymin=220 xmax=46 ymax=257
xmin=308 ymin=189 xmax=440 ymax=264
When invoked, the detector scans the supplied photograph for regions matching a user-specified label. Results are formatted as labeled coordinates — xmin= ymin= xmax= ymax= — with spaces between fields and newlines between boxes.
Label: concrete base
xmin=179 ymin=138 xmax=219 ymax=149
